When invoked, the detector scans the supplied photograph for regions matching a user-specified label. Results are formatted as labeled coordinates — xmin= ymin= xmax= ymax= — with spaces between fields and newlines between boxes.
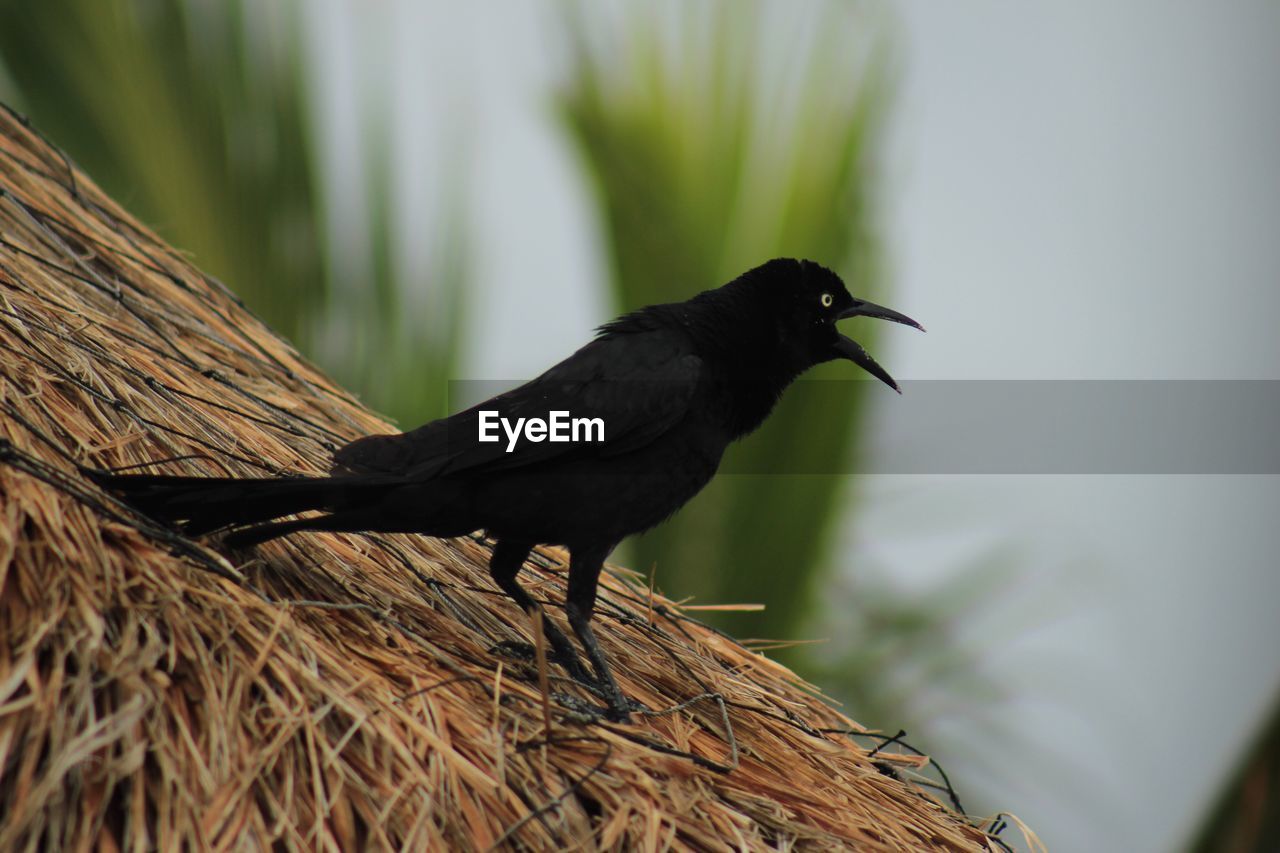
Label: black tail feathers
xmin=87 ymin=470 xmax=395 ymax=537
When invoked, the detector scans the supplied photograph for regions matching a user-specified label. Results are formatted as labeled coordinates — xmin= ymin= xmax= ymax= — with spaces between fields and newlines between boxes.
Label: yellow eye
xmin=820 ymin=293 xmax=833 ymax=308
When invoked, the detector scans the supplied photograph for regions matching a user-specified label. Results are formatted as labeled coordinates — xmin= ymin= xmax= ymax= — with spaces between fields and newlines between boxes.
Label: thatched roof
xmin=0 ymin=103 xmax=1009 ymax=850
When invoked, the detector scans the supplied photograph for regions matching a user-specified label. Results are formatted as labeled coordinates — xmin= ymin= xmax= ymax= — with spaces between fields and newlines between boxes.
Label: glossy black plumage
xmin=93 ymin=258 xmax=921 ymax=720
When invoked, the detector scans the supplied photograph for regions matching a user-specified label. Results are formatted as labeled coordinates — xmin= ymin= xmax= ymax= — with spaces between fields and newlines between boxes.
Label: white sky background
xmin=304 ymin=2 xmax=1280 ymax=849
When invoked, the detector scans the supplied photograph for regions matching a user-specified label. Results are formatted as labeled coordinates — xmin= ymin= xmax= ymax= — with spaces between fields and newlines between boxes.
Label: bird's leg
xmin=566 ymin=543 xmax=633 ymax=722
xmin=487 ymin=539 xmax=592 ymax=684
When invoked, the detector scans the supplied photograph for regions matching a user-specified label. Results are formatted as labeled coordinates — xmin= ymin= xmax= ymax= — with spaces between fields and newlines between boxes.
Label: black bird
xmin=93 ymin=258 xmax=921 ymax=720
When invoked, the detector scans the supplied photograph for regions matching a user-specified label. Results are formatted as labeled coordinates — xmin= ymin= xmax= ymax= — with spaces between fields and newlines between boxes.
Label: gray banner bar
xmin=446 ymin=380 xmax=1279 ymax=474
xmin=863 ymin=380 xmax=1279 ymax=475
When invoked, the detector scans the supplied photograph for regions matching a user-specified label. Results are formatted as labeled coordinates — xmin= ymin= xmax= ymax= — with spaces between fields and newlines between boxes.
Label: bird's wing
xmin=332 ymin=328 xmax=703 ymax=478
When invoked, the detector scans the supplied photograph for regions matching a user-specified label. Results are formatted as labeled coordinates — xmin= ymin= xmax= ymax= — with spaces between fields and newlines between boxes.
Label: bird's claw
xmin=489 ymin=639 xmax=538 ymax=663
xmin=603 ymin=701 xmax=633 ymax=724
xmin=488 ymin=641 xmax=639 ymax=721
xmin=489 ymin=640 xmax=597 ymax=685
xmin=599 ymin=687 xmax=644 ymax=723
xmin=556 ymin=689 xmax=640 ymax=724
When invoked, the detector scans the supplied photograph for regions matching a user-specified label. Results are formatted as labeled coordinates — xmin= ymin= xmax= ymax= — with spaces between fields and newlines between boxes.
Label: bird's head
xmin=748 ymin=258 xmax=923 ymax=392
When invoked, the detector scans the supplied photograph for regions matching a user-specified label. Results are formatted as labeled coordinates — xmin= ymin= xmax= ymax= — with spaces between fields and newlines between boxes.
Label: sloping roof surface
xmin=0 ymin=104 xmax=994 ymax=850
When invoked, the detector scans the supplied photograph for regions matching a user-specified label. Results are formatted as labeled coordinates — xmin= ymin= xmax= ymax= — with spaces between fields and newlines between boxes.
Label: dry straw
xmin=0 ymin=104 xmax=1020 ymax=850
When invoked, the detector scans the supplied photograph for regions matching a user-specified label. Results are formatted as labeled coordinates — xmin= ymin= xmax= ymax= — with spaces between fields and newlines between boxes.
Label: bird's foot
xmin=486 ymin=641 xmax=641 ymax=721
xmin=599 ymin=685 xmax=644 ymax=723
xmin=488 ymin=640 xmax=597 ymax=685
xmin=489 ymin=639 xmax=537 ymax=663
xmin=552 ymin=689 xmax=642 ymax=724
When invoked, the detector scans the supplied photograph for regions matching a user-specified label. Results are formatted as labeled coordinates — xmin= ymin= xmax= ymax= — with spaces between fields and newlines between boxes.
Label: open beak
xmin=837 ymin=297 xmax=924 ymax=330
xmin=834 ymin=298 xmax=924 ymax=394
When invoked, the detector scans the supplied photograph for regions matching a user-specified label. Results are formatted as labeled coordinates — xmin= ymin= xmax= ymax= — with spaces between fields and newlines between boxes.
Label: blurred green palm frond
xmin=0 ymin=0 xmax=323 ymax=343
xmin=1192 ymin=692 xmax=1280 ymax=852
xmin=560 ymin=1 xmax=891 ymax=647
xmin=0 ymin=0 xmax=464 ymax=426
